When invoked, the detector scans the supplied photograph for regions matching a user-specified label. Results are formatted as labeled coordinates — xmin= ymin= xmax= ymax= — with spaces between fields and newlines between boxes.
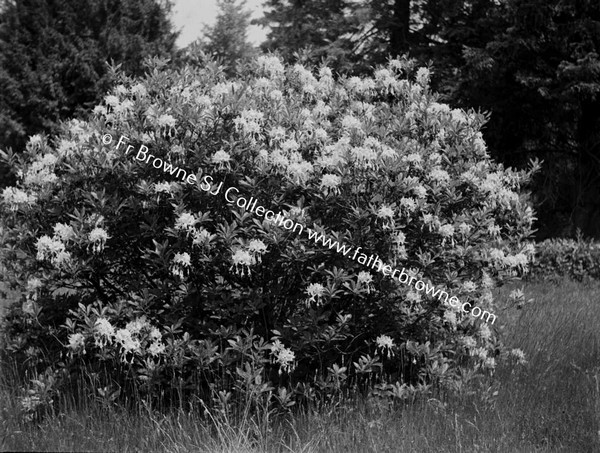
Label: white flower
xmin=357 ymin=271 xmax=373 ymax=285
xmin=404 ymin=153 xmax=422 ymax=164
xmin=306 ymin=283 xmax=325 ymax=306
xmin=488 ymin=224 xmax=501 ymax=236
xmin=510 ymin=348 xmax=527 ymax=365
xmin=458 ymin=222 xmax=472 ymax=235
xmin=478 ymin=323 xmax=492 ymax=341
xmin=341 ymin=114 xmax=362 ymax=132
xmin=489 ymin=248 xmax=505 ymax=262
xmin=375 ymin=335 xmax=395 ymax=357
xmin=36 ymin=235 xmax=64 ymax=261
xmin=2 ymin=187 xmax=37 ymax=210
xmin=211 ymin=150 xmax=231 ymax=168
xmin=270 ymin=340 xmax=295 ymax=374
xmin=22 ymin=300 xmax=36 ymax=316
xmin=93 ymin=105 xmax=107 ymax=116
xmin=41 ymin=154 xmax=58 ymax=166
xmin=157 ymin=114 xmax=176 ymax=128
xmin=462 ymin=281 xmax=477 ymax=292
xmin=429 ymin=168 xmax=450 ymax=184
xmin=173 ymin=252 xmax=191 ymax=267
xmin=473 ymin=132 xmax=487 ymax=154
xmin=27 ymin=134 xmax=44 ymax=149
xmin=125 ymin=317 xmax=149 ymax=336
xmin=481 ymin=272 xmax=495 ymax=289
xmin=89 ymin=227 xmax=109 ymax=254
xmin=399 ymin=197 xmax=417 ymax=212
xmin=53 ymin=250 xmax=72 ymax=267
xmin=312 ymin=100 xmax=331 ymax=118
xmin=287 ymin=161 xmax=313 ymax=184
xmin=444 ymin=310 xmax=457 ymax=327
xmin=154 ymin=181 xmax=176 ymax=195
xmin=415 ymin=67 xmax=430 ymax=86
xmin=320 ymin=174 xmax=341 ymax=194
xmin=94 ymin=318 xmax=115 ymax=348
xmin=504 ymin=253 xmax=528 ymax=269
xmin=248 ymin=239 xmax=267 ymax=254
xmin=406 ymin=291 xmax=421 ymax=303
xmin=114 ymin=99 xmax=134 ymax=115
xmin=26 ymin=278 xmax=43 ymax=293
xmin=439 ymin=224 xmax=454 ymax=238
xmin=105 ymin=95 xmax=120 ymax=107
xmin=114 ymin=328 xmax=141 ymax=357
xmin=269 ymin=89 xmax=283 ymax=101
xmin=356 ymin=271 xmax=375 ymax=292
xmin=174 ymin=212 xmax=197 ymax=233
xmin=377 ymin=205 xmax=394 ymax=219
xmin=459 ymin=336 xmax=477 ymax=349
xmin=256 ymin=55 xmax=285 ymax=78
xmin=130 ymin=83 xmax=147 ymax=97
xmin=20 ymin=395 xmax=43 ymax=416
xmin=231 ymin=248 xmax=255 ymax=276
xmin=149 ymin=327 xmax=162 ymax=341
xmin=148 ymin=341 xmax=166 ymax=356
xmin=192 ymin=228 xmax=212 ymax=247
xmin=427 ymin=102 xmax=451 ymax=115
xmin=281 ymin=138 xmax=299 ymax=152
xmin=268 ymin=126 xmax=287 ymax=142
xmin=451 ymin=109 xmax=468 ymax=124
xmin=350 ymin=146 xmax=378 ymax=168
xmin=234 ymin=109 xmax=264 ymax=136
xmin=395 ymin=232 xmax=406 ymax=245
xmin=53 ymin=223 xmax=75 ymax=242
xmin=483 ymin=357 xmax=496 ymax=369
xmin=68 ymin=333 xmax=85 ymax=352
xmin=413 ymin=185 xmax=427 ymax=198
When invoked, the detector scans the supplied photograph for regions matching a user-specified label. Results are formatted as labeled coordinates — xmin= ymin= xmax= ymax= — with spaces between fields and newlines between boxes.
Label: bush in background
xmin=528 ymin=236 xmax=600 ymax=282
xmin=0 ymin=55 xmax=536 ymax=420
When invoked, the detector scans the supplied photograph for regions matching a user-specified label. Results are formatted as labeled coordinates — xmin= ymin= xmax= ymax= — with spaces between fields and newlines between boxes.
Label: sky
xmin=171 ymin=0 xmax=268 ymax=49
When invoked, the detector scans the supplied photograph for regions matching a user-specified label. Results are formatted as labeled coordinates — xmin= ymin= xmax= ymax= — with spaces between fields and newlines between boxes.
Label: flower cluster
xmin=270 ymin=339 xmax=296 ymax=374
xmin=69 ymin=316 xmax=166 ymax=363
xmin=171 ymin=252 xmax=191 ymax=279
xmin=1 ymin=187 xmax=37 ymax=211
xmin=230 ymin=239 xmax=268 ymax=276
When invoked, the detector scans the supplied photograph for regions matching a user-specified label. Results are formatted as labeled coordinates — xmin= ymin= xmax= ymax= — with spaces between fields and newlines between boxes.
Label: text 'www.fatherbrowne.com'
xmin=111 ymin=134 xmax=497 ymax=325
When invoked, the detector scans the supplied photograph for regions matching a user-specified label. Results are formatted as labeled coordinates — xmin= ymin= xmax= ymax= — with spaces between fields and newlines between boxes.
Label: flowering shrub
xmin=528 ymin=236 xmax=600 ymax=282
xmin=0 ymin=55 xmax=536 ymax=412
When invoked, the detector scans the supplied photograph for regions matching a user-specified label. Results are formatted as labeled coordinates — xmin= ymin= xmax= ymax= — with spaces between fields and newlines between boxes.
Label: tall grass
xmin=1 ymin=279 xmax=599 ymax=452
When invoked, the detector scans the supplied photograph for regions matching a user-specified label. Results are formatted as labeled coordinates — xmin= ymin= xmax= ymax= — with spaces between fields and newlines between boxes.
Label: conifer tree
xmin=0 ymin=0 xmax=178 ymax=186
xmin=200 ymin=0 xmax=256 ymax=76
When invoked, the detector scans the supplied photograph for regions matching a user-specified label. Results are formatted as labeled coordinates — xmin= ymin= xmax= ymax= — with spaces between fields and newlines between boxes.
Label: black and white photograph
xmin=0 ymin=0 xmax=599 ymax=451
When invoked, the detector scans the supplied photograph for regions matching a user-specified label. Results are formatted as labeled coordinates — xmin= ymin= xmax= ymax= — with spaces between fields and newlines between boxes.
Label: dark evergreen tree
xmin=0 ymin=0 xmax=178 ymax=186
xmin=451 ymin=0 xmax=600 ymax=238
xmin=254 ymin=0 xmax=365 ymax=73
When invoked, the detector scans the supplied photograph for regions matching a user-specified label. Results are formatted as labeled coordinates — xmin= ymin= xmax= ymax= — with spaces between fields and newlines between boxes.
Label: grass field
xmin=1 ymin=279 xmax=599 ymax=452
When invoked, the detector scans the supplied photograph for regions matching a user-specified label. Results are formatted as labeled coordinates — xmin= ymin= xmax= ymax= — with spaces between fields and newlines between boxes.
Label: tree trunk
xmin=389 ymin=0 xmax=411 ymax=55
xmin=572 ymin=98 xmax=600 ymax=238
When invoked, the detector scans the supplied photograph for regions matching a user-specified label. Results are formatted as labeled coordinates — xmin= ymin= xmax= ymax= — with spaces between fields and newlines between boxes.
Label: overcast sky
xmin=171 ymin=0 xmax=267 ymax=48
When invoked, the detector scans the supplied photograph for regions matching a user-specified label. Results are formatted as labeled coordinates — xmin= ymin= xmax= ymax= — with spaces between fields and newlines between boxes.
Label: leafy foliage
xmin=1 ymin=55 xmax=536 ymax=414
xmin=528 ymin=236 xmax=600 ymax=282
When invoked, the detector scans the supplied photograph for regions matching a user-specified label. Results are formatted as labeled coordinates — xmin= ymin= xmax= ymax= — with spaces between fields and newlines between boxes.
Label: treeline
xmin=1 ymin=0 xmax=598 ymax=238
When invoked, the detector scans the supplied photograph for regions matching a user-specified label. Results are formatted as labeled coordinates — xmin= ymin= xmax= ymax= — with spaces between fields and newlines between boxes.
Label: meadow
xmin=1 ymin=278 xmax=598 ymax=453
